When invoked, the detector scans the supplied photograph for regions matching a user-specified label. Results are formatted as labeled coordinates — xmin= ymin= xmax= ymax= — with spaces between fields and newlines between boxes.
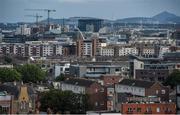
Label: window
xmin=115 ymin=68 xmax=120 ymax=72
xmin=157 ymin=107 xmax=160 ymax=112
xmin=95 ymin=102 xmax=98 ymax=106
xmin=60 ymin=68 xmax=63 ymax=71
xmin=128 ymin=108 xmax=132 ymax=112
xmin=156 ymin=90 xmax=159 ymax=94
xmin=146 ymin=107 xmax=152 ymax=112
xmin=161 ymin=90 xmax=166 ymax=94
xmin=137 ymin=108 xmax=141 ymax=112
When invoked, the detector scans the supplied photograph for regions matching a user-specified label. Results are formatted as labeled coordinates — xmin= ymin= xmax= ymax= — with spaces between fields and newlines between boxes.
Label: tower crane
xmin=25 ymin=9 xmax=56 ymax=25
xmin=25 ymin=14 xmax=43 ymax=26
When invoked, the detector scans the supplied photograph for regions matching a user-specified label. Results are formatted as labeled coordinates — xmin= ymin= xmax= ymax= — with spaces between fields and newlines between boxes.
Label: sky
xmin=0 ymin=0 xmax=180 ymax=23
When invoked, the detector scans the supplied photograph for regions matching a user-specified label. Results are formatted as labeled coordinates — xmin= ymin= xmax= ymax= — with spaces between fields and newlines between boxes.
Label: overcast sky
xmin=0 ymin=0 xmax=180 ymax=23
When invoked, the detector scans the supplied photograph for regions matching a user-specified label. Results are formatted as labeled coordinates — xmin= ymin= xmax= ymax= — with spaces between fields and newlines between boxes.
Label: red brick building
xmin=121 ymin=103 xmax=176 ymax=114
xmin=99 ymin=75 xmax=123 ymax=111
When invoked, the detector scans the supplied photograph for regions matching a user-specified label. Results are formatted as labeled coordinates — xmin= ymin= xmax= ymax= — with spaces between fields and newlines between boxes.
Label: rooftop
xmin=63 ymin=78 xmax=97 ymax=87
xmin=118 ymin=79 xmax=155 ymax=88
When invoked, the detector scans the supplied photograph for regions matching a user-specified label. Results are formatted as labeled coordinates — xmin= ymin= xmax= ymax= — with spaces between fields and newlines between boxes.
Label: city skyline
xmin=0 ymin=0 xmax=180 ymax=23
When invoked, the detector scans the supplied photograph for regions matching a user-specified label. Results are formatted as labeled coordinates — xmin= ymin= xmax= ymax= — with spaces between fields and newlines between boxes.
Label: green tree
xmin=0 ymin=68 xmax=21 ymax=82
xmin=16 ymin=64 xmax=46 ymax=83
xmin=55 ymin=73 xmax=65 ymax=81
xmin=40 ymin=89 xmax=91 ymax=114
xmin=4 ymin=55 xmax=13 ymax=64
xmin=164 ymin=69 xmax=180 ymax=88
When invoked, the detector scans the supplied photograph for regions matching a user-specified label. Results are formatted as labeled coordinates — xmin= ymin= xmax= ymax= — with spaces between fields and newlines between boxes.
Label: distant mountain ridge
xmin=116 ymin=11 xmax=180 ymax=24
xmin=41 ymin=11 xmax=180 ymax=25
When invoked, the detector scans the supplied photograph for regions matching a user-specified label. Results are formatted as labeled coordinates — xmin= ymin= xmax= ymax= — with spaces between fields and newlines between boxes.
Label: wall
xmin=121 ymin=103 xmax=176 ymax=114
xmin=145 ymin=83 xmax=169 ymax=102
xmin=115 ymin=84 xmax=145 ymax=96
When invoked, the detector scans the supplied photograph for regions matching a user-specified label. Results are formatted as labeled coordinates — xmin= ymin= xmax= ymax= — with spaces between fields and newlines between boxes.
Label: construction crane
xmin=25 ymin=9 xmax=56 ymax=25
xmin=25 ymin=14 xmax=43 ymax=26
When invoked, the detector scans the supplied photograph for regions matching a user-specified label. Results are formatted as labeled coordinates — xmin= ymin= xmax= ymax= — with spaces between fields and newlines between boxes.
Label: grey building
xmin=136 ymin=69 xmax=171 ymax=82
xmin=69 ymin=63 xmax=128 ymax=78
xmin=78 ymin=18 xmax=103 ymax=32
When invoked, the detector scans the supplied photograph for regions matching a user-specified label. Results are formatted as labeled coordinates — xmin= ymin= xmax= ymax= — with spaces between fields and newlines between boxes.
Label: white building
xmin=15 ymin=24 xmax=31 ymax=35
xmin=54 ymin=63 xmax=70 ymax=77
xmin=118 ymin=47 xmax=138 ymax=56
xmin=115 ymin=83 xmax=145 ymax=97
xmin=131 ymin=59 xmax=144 ymax=79
xmin=142 ymin=48 xmax=155 ymax=57
xmin=100 ymin=46 xmax=114 ymax=56
xmin=42 ymin=43 xmax=54 ymax=57
xmin=53 ymin=79 xmax=89 ymax=94
xmin=83 ymin=40 xmax=92 ymax=56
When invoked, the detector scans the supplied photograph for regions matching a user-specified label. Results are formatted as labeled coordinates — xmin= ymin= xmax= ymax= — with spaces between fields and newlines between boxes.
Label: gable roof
xmin=63 ymin=78 xmax=96 ymax=87
xmin=0 ymin=82 xmax=36 ymax=99
xmin=118 ymin=79 xmax=155 ymax=88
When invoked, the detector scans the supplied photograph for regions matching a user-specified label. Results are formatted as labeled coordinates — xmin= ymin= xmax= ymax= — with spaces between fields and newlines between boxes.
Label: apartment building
xmin=0 ymin=41 xmax=63 ymax=57
xmin=118 ymin=46 xmax=138 ymax=56
xmin=100 ymin=46 xmax=114 ymax=56
xmin=136 ymin=43 xmax=160 ymax=58
xmin=76 ymin=37 xmax=107 ymax=57
xmin=99 ymin=45 xmax=138 ymax=57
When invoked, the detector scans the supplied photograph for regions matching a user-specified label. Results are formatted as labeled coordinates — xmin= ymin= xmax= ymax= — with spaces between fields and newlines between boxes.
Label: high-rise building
xmin=78 ymin=19 xmax=103 ymax=32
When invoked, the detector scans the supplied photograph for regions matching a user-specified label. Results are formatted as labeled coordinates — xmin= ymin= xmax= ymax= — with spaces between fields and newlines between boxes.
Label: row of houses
xmin=0 ymin=41 xmax=63 ymax=57
xmin=76 ymin=38 xmax=172 ymax=58
xmin=0 ymin=39 xmax=175 ymax=58
xmin=52 ymin=76 xmax=176 ymax=114
xmin=0 ymin=75 xmax=177 ymax=114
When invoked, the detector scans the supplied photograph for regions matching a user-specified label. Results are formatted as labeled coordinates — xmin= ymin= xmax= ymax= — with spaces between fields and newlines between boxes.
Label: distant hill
xmin=115 ymin=11 xmax=180 ymax=24
xmin=153 ymin=11 xmax=180 ymax=24
xmin=39 ymin=11 xmax=180 ymax=25
xmin=115 ymin=17 xmax=156 ymax=24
